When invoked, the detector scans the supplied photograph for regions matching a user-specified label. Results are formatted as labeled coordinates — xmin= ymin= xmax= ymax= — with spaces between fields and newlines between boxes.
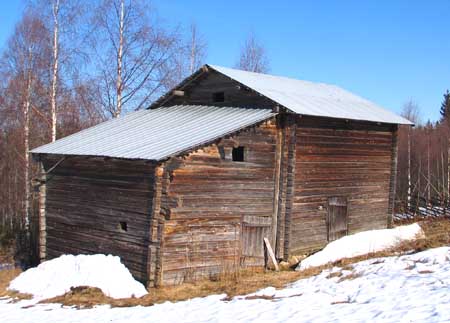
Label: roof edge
xmin=206 ymin=65 xmax=413 ymax=126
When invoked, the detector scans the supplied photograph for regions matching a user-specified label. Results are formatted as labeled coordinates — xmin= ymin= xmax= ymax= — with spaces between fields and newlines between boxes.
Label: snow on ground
xmin=297 ymin=223 xmax=423 ymax=270
xmin=1 ymin=246 xmax=450 ymax=323
xmin=8 ymin=254 xmax=147 ymax=299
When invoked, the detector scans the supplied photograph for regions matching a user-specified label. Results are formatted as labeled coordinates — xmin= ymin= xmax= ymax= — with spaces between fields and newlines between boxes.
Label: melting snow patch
xmin=297 ymin=223 xmax=424 ymax=270
xmin=8 ymin=254 xmax=147 ymax=300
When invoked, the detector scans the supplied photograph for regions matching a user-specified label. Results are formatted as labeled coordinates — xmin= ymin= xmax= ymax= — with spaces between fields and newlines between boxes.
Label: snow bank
xmin=2 ymin=247 xmax=450 ymax=322
xmin=8 ymin=254 xmax=147 ymax=299
xmin=297 ymin=223 xmax=424 ymax=270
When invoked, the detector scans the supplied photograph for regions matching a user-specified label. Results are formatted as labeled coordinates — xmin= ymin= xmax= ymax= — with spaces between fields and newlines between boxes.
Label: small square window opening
xmin=212 ymin=91 xmax=225 ymax=103
xmin=119 ymin=221 xmax=128 ymax=232
xmin=232 ymin=146 xmax=245 ymax=162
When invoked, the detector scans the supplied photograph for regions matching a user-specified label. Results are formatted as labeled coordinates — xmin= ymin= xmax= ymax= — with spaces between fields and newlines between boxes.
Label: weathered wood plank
xmin=288 ymin=116 xmax=395 ymax=255
xmin=41 ymin=156 xmax=155 ymax=284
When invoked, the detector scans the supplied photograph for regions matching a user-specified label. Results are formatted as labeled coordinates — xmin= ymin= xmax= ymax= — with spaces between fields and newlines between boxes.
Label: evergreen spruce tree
xmin=440 ymin=90 xmax=450 ymax=124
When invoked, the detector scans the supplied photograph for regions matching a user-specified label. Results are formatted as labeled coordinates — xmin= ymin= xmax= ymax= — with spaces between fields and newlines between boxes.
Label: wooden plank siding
xmin=157 ymin=120 xmax=278 ymax=285
xmin=40 ymin=156 xmax=156 ymax=283
xmin=287 ymin=116 xmax=397 ymax=255
xmin=163 ymin=70 xmax=276 ymax=109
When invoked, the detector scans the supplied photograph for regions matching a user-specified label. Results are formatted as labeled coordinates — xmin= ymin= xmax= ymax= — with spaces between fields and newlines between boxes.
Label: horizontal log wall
xmin=159 ymin=120 xmax=278 ymax=285
xmin=41 ymin=156 xmax=156 ymax=283
xmin=164 ymin=70 xmax=275 ymax=109
xmin=288 ymin=116 xmax=396 ymax=255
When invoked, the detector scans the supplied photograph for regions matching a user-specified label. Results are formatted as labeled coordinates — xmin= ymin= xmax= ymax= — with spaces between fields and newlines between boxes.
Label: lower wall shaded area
xmin=41 ymin=156 xmax=155 ymax=283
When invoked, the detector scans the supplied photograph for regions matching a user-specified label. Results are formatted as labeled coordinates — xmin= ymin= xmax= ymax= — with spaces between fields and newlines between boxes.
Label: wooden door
xmin=241 ymin=215 xmax=272 ymax=266
xmin=327 ymin=197 xmax=348 ymax=242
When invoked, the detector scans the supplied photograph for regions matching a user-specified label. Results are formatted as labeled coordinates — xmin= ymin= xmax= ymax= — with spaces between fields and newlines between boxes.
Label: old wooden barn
xmin=32 ymin=65 xmax=412 ymax=286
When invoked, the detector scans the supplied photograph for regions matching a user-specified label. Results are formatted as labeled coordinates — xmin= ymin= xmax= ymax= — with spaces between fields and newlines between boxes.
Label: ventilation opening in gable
xmin=232 ymin=146 xmax=245 ymax=162
xmin=212 ymin=91 xmax=225 ymax=103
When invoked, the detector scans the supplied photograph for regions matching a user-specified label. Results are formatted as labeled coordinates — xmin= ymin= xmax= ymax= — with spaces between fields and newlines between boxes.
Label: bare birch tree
xmin=236 ymin=32 xmax=270 ymax=73
xmin=91 ymin=0 xmax=180 ymax=118
xmin=188 ymin=23 xmax=207 ymax=74
xmin=1 ymin=12 xmax=51 ymax=232
xmin=164 ymin=22 xmax=208 ymax=89
xmin=29 ymin=0 xmax=89 ymax=142
xmin=50 ymin=0 xmax=59 ymax=142
xmin=401 ymin=100 xmax=420 ymax=208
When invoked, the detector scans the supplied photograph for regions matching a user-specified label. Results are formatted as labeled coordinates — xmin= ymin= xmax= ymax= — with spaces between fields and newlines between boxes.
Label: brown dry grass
xmin=2 ymin=218 xmax=449 ymax=309
xmin=331 ymin=299 xmax=354 ymax=305
xmin=337 ymin=272 xmax=364 ymax=283
xmin=0 ymin=268 xmax=21 ymax=298
xmin=326 ymin=271 xmax=343 ymax=279
xmin=0 ymin=268 xmax=32 ymax=301
xmin=0 ymin=245 xmax=14 ymax=265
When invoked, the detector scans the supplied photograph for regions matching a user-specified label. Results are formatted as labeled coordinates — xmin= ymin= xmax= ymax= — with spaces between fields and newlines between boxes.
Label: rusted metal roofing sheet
xmin=208 ymin=65 xmax=412 ymax=125
xmin=31 ymin=105 xmax=275 ymax=160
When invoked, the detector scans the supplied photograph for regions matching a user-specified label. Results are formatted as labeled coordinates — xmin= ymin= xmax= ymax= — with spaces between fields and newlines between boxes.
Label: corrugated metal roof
xmin=208 ymin=65 xmax=412 ymax=125
xmin=31 ymin=105 xmax=275 ymax=160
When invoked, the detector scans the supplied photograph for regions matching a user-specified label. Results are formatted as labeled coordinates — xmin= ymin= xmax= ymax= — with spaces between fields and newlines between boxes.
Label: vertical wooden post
xmin=146 ymin=163 xmax=161 ymax=288
xmin=271 ymin=118 xmax=283 ymax=253
xmin=38 ymin=161 xmax=47 ymax=261
xmin=275 ymin=115 xmax=287 ymax=259
xmin=283 ymin=115 xmax=297 ymax=260
xmin=151 ymin=164 xmax=165 ymax=288
xmin=387 ymin=126 xmax=398 ymax=228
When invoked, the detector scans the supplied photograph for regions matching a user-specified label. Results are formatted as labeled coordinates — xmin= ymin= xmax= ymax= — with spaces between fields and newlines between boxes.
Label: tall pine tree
xmin=440 ymin=90 xmax=450 ymax=124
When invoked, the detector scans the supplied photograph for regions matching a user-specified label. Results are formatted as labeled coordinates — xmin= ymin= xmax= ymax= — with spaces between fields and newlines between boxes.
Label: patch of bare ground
xmin=331 ymin=299 xmax=355 ymax=305
xmin=0 ymin=268 xmax=31 ymax=301
xmin=0 ymin=245 xmax=14 ymax=265
xmin=337 ymin=271 xmax=364 ymax=283
xmin=240 ymin=293 xmax=303 ymax=301
xmin=326 ymin=271 xmax=343 ymax=279
xmin=2 ymin=218 xmax=449 ymax=308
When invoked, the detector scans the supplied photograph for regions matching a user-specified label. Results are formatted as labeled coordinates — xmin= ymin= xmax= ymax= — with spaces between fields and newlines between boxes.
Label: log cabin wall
xmin=163 ymin=70 xmax=275 ymax=109
xmin=40 ymin=155 xmax=156 ymax=283
xmin=287 ymin=116 xmax=397 ymax=256
xmin=156 ymin=120 xmax=278 ymax=285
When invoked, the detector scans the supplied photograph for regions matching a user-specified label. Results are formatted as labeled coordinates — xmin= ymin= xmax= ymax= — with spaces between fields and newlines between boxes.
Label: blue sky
xmin=2 ymin=1 xmax=450 ymax=122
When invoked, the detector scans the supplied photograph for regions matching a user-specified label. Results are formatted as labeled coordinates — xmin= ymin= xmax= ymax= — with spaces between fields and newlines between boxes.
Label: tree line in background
xmin=396 ymin=92 xmax=450 ymax=214
xmin=0 ymin=0 xmax=271 ymax=248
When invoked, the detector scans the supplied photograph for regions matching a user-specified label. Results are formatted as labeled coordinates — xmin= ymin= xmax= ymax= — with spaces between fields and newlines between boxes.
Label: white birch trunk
xmin=24 ymin=67 xmax=32 ymax=231
xmin=189 ymin=24 xmax=196 ymax=74
xmin=427 ymin=132 xmax=431 ymax=202
xmin=51 ymin=0 xmax=60 ymax=142
xmin=115 ymin=0 xmax=124 ymax=118
xmin=407 ymin=127 xmax=411 ymax=209
xmin=448 ymin=138 xmax=450 ymax=200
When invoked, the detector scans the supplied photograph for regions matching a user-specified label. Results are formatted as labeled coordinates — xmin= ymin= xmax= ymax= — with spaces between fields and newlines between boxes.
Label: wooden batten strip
xmin=283 ymin=116 xmax=297 ymax=260
xmin=387 ymin=126 xmax=399 ymax=228
xmin=38 ymin=161 xmax=47 ymax=261
xmin=271 ymin=117 xmax=283 ymax=251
